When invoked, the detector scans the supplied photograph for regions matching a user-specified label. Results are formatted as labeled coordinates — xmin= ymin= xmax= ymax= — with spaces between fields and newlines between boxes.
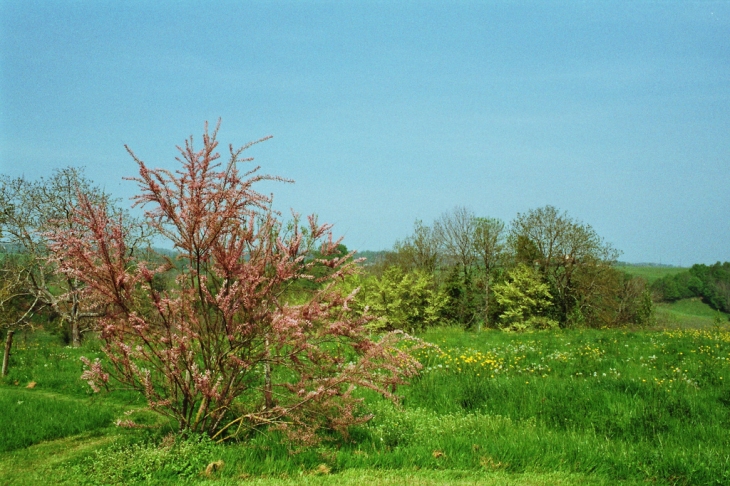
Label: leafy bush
xmin=492 ymin=264 xmax=558 ymax=331
xmin=361 ymin=267 xmax=446 ymax=332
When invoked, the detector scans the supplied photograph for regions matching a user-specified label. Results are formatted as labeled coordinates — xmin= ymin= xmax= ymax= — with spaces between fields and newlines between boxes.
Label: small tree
xmin=472 ymin=217 xmax=505 ymax=331
xmin=392 ymin=220 xmax=441 ymax=275
xmin=435 ymin=207 xmax=479 ymax=326
xmin=0 ymin=168 xmax=135 ymax=346
xmin=0 ymin=255 xmax=27 ymax=328
xmin=435 ymin=207 xmax=476 ymax=280
xmin=48 ymin=122 xmax=421 ymax=442
xmin=372 ymin=220 xmax=441 ymax=279
xmin=492 ymin=264 xmax=557 ymax=331
xmin=362 ymin=266 xmax=446 ymax=333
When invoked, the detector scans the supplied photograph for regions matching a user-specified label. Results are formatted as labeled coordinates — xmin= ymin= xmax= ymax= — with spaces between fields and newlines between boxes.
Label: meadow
xmin=616 ymin=265 xmax=688 ymax=284
xmin=618 ymin=264 xmax=728 ymax=329
xmin=655 ymin=298 xmax=728 ymax=329
xmin=2 ymin=299 xmax=730 ymax=485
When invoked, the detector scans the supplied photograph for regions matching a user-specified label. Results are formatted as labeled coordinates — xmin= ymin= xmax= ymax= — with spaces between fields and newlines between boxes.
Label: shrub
xmin=361 ymin=266 xmax=446 ymax=333
xmin=48 ymin=121 xmax=421 ymax=443
xmin=492 ymin=264 xmax=558 ymax=331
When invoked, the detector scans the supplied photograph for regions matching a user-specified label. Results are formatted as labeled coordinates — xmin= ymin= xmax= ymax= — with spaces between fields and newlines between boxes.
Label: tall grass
xmin=0 ymin=388 xmax=116 ymax=452
xmin=0 ymin=332 xmax=165 ymax=453
xmin=395 ymin=327 xmax=730 ymax=484
xmin=3 ymin=327 xmax=730 ymax=484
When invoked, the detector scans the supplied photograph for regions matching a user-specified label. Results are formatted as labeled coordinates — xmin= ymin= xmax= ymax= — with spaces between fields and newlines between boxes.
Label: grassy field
xmin=655 ymin=298 xmax=729 ymax=329
xmin=2 ymin=314 xmax=730 ymax=485
xmin=617 ymin=264 xmax=729 ymax=328
xmin=616 ymin=265 xmax=688 ymax=284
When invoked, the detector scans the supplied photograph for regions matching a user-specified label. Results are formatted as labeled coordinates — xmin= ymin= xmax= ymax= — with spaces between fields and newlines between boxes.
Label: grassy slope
xmin=616 ymin=265 xmax=729 ymax=328
xmin=615 ymin=265 xmax=688 ymax=284
xmin=0 ymin=388 xmax=117 ymax=452
xmin=0 ymin=440 xmax=622 ymax=486
xmin=210 ymin=470 xmax=626 ymax=485
xmin=0 ymin=432 xmax=116 ymax=485
xmin=3 ymin=325 xmax=730 ymax=485
xmin=655 ymin=298 xmax=730 ymax=329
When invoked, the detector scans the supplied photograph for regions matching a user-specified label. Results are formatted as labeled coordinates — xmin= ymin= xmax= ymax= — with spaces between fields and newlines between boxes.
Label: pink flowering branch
xmin=47 ymin=121 xmax=421 ymax=443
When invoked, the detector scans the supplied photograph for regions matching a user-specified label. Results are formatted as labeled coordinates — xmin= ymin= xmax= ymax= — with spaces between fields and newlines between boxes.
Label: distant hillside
xmin=151 ymin=247 xmax=178 ymax=258
xmin=615 ymin=264 xmax=689 ymax=284
xmin=656 ymin=298 xmax=729 ymax=329
xmin=616 ymin=262 xmax=683 ymax=268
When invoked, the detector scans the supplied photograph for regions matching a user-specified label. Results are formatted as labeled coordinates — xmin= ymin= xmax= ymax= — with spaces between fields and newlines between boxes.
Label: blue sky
xmin=1 ymin=1 xmax=728 ymax=265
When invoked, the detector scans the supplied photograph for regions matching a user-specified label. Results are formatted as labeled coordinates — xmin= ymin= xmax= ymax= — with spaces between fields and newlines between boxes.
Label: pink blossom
xmin=47 ymin=121 xmax=420 ymax=442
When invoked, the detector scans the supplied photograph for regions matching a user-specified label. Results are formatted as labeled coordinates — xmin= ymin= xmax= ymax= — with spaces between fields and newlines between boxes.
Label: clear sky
xmin=1 ymin=1 xmax=728 ymax=265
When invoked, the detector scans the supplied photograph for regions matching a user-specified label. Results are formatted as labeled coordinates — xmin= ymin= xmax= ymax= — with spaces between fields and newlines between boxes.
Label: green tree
xmin=435 ymin=207 xmax=480 ymax=326
xmin=513 ymin=234 xmax=542 ymax=267
xmin=569 ymin=264 xmax=654 ymax=328
xmin=435 ymin=206 xmax=476 ymax=279
xmin=363 ymin=266 xmax=446 ymax=333
xmin=393 ymin=220 xmax=441 ymax=274
xmin=492 ymin=264 xmax=557 ymax=331
xmin=651 ymin=262 xmax=730 ymax=313
xmin=0 ymin=255 xmax=31 ymax=330
xmin=472 ymin=217 xmax=505 ymax=331
xmin=508 ymin=206 xmax=619 ymax=326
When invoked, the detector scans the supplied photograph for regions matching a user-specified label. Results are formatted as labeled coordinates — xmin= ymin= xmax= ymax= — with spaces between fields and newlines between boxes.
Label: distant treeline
xmin=346 ymin=205 xmax=656 ymax=332
xmin=651 ymin=262 xmax=730 ymax=313
xmin=1 ymin=164 xmax=723 ymax=339
xmin=616 ymin=262 xmax=683 ymax=268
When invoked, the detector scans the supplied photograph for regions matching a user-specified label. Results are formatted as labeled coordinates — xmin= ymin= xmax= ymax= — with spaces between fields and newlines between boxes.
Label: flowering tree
xmin=48 ymin=122 xmax=421 ymax=442
xmin=0 ymin=168 xmax=134 ymax=346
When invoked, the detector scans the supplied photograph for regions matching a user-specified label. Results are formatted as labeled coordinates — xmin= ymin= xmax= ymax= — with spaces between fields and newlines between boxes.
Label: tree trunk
xmin=481 ymin=277 xmax=490 ymax=333
xmin=264 ymin=336 xmax=273 ymax=409
xmin=71 ymin=320 xmax=81 ymax=347
xmin=2 ymin=330 xmax=14 ymax=377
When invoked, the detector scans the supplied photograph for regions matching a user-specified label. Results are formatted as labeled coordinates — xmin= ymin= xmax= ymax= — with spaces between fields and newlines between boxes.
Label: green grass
xmin=0 ymin=331 xmax=169 ymax=454
xmin=2 ymin=327 xmax=730 ymax=485
xmin=616 ymin=265 xmax=688 ymax=284
xmin=615 ymin=265 xmax=730 ymax=328
xmin=0 ymin=388 xmax=117 ymax=452
xmin=398 ymin=328 xmax=730 ymax=483
xmin=655 ymin=298 xmax=730 ymax=329
xmin=1 ymin=330 xmax=106 ymax=395
xmin=661 ymin=297 xmax=729 ymax=318
xmin=0 ymin=432 xmax=117 ymax=485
